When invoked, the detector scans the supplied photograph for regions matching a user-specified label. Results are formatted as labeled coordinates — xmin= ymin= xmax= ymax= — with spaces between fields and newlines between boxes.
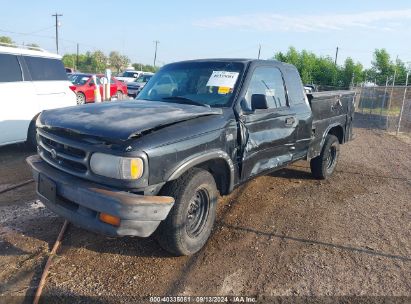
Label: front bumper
xmin=26 ymin=155 xmax=174 ymax=237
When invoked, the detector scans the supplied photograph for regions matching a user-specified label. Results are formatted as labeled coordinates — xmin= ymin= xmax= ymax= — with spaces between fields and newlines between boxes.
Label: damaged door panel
xmin=240 ymin=109 xmax=297 ymax=179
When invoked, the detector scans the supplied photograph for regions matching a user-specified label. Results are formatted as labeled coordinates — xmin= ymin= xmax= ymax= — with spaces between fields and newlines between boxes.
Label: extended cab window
xmin=24 ymin=56 xmax=68 ymax=81
xmin=0 ymin=54 xmax=22 ymax=82
xmin=244 ymin=67 xmax=288 ymax=110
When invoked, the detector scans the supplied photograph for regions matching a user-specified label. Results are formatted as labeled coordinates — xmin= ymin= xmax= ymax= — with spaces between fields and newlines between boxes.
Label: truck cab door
xmin=239 ymin=66 xmax=298 ymax=181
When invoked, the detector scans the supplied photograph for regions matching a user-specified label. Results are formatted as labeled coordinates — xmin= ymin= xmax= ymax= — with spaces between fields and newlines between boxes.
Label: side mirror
xmin=89 ymin=82 xmax=94 ymax=86
xmin=251 ymin=94 xmax=268 ymax=110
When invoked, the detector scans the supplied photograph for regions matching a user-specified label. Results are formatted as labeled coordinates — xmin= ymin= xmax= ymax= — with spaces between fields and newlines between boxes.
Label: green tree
xmin=0 ymin=36 xmax=16 ymax=47
xmin=26 ymin=43 xmax=40 ymax=51
xmin=91 ymin=50 xmax=108 ymax=73
xmin=109 ymin=51 xmax=130 ymax=74
xmin=274 ymin=47 xmax=343 ymax=88
xmin=132 ymin=63 xmax=157 ymax=73
xmin=341 ymin=58 xmax=363 ymax=88
xmin=370 ymin=49 xmax=395 ymax=85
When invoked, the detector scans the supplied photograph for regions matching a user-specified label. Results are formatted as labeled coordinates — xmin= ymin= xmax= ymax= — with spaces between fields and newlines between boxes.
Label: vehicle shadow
xmin=268 ymin=166 xmax=314 ymax=180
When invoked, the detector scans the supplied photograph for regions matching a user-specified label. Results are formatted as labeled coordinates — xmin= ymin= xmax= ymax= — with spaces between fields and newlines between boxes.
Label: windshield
xmin=137 ymin=61 xmax=244 ymax=107
xmin=70 ymin=74 xmax=91 ymax=85
xmin=122 ymin=71 xmax=139 ymax=78
xmin=134 ymin=75 xmax=152 ymax=83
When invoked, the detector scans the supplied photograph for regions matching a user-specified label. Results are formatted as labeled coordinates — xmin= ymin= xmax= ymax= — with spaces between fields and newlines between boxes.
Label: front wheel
xmin=310 ymin=134 xmax=340 ymax=179
xmin=155 ymin=168 xmax=218 ymax=256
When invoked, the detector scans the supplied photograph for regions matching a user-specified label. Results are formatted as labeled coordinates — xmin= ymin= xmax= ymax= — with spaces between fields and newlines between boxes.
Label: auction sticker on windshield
xmin=206 ymin=71 xmax=239 ymax=88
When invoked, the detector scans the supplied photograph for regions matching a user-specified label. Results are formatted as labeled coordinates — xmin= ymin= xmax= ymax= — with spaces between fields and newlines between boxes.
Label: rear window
xmin=0 ymin=54 xmax=22 ymax=82
xmin=24 ymin=56 xmax=68 ymax=81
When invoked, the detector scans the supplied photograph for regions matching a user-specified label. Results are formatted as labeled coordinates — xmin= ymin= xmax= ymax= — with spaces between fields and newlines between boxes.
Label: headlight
xmin=90 ymin=153 xmax=144 ymax=180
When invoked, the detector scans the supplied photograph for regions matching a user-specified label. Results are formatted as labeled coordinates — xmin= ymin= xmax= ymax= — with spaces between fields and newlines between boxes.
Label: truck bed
xmin=307 ymin=90 xmax=356 ymax=159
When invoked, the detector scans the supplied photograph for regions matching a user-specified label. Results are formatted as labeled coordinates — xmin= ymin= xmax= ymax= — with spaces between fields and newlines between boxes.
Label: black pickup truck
xmin=27 ymin=59 xmax=355 ymax=255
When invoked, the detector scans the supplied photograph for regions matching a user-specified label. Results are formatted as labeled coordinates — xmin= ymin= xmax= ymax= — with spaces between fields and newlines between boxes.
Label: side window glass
xmin=244 ymin=67 xmax=287 ymax=110
xmin=24 ymin=56 xmax=67 ymax=81
xmin=0 ymin=54 xmax=22 ymax=82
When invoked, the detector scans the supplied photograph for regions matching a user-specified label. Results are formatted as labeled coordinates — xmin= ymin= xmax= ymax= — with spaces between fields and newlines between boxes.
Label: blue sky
xmin=1 ymin=0 xmax=411 ymax=68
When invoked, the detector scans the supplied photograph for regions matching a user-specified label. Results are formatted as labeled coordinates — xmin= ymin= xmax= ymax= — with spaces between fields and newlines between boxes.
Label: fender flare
xmin=320 ymin=123 xmax=344 ymax=148
xmin=168 ymin=149 xmax=235 ymax=193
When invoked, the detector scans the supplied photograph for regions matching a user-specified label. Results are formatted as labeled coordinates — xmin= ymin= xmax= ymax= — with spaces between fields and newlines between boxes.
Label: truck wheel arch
xmin=167 ymin=150 xmax=235 ymax=195
xmin=322 ymin=124 xmax=344 ymax=147
xmin=27 ymin=113 xmax=40 ymax=149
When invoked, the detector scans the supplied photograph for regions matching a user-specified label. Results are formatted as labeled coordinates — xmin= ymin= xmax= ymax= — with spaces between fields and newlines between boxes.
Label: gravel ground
xmin=0 ymin=128 xmax=410 ymax=304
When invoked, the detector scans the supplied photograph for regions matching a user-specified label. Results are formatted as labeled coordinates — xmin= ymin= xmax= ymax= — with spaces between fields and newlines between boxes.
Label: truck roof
xmin=166 ymin=58 xmax=293 ymax=68
xmin=0 ymin=45 xmax=61 ymax=59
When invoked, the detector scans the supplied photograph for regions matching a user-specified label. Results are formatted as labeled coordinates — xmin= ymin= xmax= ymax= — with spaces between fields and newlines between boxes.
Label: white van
xmin=0 ymin=45 xmax=76 ymax=147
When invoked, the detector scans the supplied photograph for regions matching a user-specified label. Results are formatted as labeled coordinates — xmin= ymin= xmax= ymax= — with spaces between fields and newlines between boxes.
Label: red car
xmin=69 ymin=73 xmax=128 ymax=104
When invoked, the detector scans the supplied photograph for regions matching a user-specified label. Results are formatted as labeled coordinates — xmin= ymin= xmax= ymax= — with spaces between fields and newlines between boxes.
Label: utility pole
xmin=76 ymin=43 xmax=79 ymax=70
xmin=257 ymin=44 xmax=261 ymax=59
xmin=52 ymin=12 xmax=63 ymax=54
xmin=153 ymin=40 xmax=160 ymax=68
xmin=334 ymin=46 xmax=339 ymax=65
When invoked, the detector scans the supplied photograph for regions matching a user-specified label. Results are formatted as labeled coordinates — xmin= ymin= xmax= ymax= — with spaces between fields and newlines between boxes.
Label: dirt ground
xmin=0 ymin=128 xmax=410 ymax=304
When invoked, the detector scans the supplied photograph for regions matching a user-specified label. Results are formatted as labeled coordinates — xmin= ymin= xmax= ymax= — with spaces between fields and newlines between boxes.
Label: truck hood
xmin=116 ymin=77 xmax=134 ymax=83
xmin=127 ymin=82 xmax=144 ymax=89
xmin=38 ymin=100 xmax=222 ymax=142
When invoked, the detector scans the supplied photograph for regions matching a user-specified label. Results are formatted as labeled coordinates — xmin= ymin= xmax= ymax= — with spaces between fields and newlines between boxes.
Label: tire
xmin=155 ymin=168 xmax=218 ymax=256
xmin=116 ymin=90 xmax=124 ymax=100
xmin=76 ymin=92 xmax=86 ymax=105
xmin=26 ymin=119 xmax=37 ymax=150
xmin=310 ymin=134 xmax=340 ymax=179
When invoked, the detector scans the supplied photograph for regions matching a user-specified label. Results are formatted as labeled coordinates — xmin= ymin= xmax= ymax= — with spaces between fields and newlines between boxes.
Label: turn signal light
xmin=99 ymin=213 xmax=121 ymax=227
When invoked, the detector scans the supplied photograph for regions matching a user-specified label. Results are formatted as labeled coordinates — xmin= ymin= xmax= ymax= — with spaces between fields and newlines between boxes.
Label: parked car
xmin=304 ymin=84 xmax=318 ymax=94
xmin=116 ymin=70 xmax=144 ymax=83
xmin=0 ymin=45 xmax=76 ymax=148
xmin=65 ymin=67 xmax=75 ymax=74
xmin=127 ymin=73 xmax=154 ymax=97
xmin=146 ymin=73 xmax=178 ymax=97
xmin=27 ymin=59 xmax=355 ymax=256
xmin=69 ymin=73 xmax=128 ymax=104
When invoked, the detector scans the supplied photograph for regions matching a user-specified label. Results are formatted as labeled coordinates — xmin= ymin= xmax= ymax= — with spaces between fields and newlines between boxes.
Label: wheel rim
xmin=326 ymin=145 xmax=337 ymax=170
xmin=186 ymin=188 xmax=210 ymax=238
xmin=76 ymin=93 xmax=85 ymax=105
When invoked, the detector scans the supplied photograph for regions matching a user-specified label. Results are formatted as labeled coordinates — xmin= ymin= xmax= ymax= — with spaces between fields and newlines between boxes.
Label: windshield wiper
xmin=162 ymin=96 xmax=210 ymax=108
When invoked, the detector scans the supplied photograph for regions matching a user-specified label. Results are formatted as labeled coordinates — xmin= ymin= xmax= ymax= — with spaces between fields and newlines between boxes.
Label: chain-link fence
xmin=353 ymin=86 xmax=411 ymax=135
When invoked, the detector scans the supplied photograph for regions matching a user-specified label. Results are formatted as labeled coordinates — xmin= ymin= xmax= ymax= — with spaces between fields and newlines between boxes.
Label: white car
xmin=0 ymin=45 xmax=76 ymax=147
xmin=116 ymin=70 xmax=144 ymax=83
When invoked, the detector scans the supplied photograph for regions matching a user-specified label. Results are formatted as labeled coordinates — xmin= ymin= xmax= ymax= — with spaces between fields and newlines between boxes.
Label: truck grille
xmin=37 ymin=129 xmax=91 ymax=177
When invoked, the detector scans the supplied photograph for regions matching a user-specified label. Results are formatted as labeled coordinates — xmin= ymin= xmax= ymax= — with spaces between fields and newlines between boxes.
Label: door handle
xmin=285 ymin=117 xmax=296 ymax=126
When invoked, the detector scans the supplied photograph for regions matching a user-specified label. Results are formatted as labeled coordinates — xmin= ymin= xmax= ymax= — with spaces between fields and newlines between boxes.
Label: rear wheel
xmin=155 ymin=168 xmax=218 ymax=256
xmin=76 ymin=92 xmax=86 ymax=105
xmin=310 ymin=134 xmax=340 ymax=179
